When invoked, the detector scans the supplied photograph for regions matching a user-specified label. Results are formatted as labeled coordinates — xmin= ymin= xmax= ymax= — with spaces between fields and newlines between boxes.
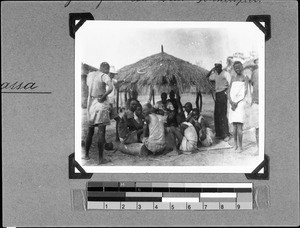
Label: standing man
xmin=84 ymin=62 xmax=113 ymax=164
xmin=207 ymin=60 xmax=231 ymax=141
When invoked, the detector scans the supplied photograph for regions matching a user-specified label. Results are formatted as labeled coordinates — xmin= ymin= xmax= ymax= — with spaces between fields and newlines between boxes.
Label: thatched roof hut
xmin=82 ymin=63 xmax=98 ymax=75
xmin=116 ymin=47 xmax=211 ymax=94
xmin=81 ymin=63 xmax=98 ymax=108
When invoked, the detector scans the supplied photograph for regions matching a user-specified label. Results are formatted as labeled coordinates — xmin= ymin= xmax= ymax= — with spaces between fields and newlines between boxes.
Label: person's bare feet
xmin=98 ymin=158 xmax=111 ymax=165
xmin=236 ymin=147 xmax=243 ymax=153
xmin=231 ymin=144 xmax=238 ymax=151
xmin=223 ymin=136 xmax=230 ymax=142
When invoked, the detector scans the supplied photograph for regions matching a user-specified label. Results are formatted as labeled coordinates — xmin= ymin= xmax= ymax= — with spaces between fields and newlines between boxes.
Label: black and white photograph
xmin=75 ymin=21 xmax=265 ymax=173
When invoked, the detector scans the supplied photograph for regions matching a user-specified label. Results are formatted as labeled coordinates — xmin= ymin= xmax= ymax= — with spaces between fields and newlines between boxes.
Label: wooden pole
xmin=152 ymin=88 xmax=155 ymax=105
xmin=195 ymin=89 xmax=203 ymax=113
xmin=115 ymin=87 xmax=120 ymax=141
xmin=124 ymin=89 xmax=128 ymax=103
xmin=116 ymin=87 xmax=119 ymax=113
xmin=199 ymin=91 xmax=203 ymax=113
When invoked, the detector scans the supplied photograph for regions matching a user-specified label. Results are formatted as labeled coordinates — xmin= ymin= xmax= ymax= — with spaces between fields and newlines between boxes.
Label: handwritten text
xmin=1 ymin=81 xmax=38 ymax=90
xmin=64 ymin=0 xmax=261 ymax=9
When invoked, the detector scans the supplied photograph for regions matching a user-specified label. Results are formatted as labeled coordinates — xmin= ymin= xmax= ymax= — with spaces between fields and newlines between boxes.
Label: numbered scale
xmin=87 ymin=182 xmax=253 ymax=210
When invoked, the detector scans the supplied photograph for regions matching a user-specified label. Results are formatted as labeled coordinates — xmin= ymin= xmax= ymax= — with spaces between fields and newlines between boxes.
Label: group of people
xmin=83 ymin=56 xmax=259 ymax=164
xmin=118 ymin=89 xmax=214 ymax=156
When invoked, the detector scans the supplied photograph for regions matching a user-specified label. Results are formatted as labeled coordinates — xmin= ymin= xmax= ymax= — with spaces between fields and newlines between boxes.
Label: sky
xmin=76 ymin=21 xmax=264 ymax=70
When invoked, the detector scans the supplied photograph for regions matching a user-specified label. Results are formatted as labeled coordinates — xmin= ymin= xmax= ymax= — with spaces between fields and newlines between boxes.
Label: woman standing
xmin=228 ymin=61 xmax=249 ymax=152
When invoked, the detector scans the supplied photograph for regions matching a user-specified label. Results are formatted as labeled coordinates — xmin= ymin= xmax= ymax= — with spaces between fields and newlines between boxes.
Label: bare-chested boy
xmin=140 ymin=103 xmax=166 ymax=155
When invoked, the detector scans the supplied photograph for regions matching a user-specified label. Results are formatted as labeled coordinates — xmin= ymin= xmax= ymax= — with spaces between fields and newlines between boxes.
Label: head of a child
xmin=161 ymin=92 xmax=168 ymax=103
xmin=233 ymin=61 xmax=243 ymax=75
xmin=100 ymin=62 xmax=110 ymax=74
xmin=131 ymin=90 xmax=138 ymax=100
xmin=142 ymin=103 xmax=153 ymax=116
xmin=192 ymin=108 xmax=200 ymax=121
xmin=214 ymin=63 xmax=223 ymax=74
xmin=135 ymin=104 xmax=143 ymax=117
xmin=129 ymin=99 xmax=138 ymax=112
xmin=184 ymin=102 xmax=193 ymax=114
xmin=169 ymin=90 xmax=175 ymax=100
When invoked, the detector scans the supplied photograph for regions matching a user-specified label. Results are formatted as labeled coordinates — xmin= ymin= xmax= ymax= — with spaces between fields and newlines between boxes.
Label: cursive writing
xmin=64 ymin=0 xmax=261 ymax=9
xmin=1 ymin=81 xmax=38 ymax=90
xmin=65 ymin=0 xmax=103 ymax=9
xmin=197 ymin=0 xmax=261 ymax=6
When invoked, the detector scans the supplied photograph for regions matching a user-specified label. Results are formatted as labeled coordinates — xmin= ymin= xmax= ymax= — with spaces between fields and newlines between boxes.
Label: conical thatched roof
xmin=116 ymin=50 xmax=211 ymax=93
xmin=81 ymin=63 xmax=98 ymax=76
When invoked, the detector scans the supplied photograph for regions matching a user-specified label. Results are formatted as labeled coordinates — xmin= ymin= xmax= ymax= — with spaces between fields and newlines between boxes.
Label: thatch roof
xmin=243 ymin=59 xmax=258 ymax=71
xmin=81 ymin=63 xmax=98 ymax=109
xmin=116 ymin=50 xmax=211 ymax=93
xmin=81 ymin=63 xmax=98 ymax=76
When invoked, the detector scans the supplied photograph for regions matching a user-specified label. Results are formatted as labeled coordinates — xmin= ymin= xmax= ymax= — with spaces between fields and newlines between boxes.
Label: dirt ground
xmin=80 ymin=94 xmax=260 ymax=167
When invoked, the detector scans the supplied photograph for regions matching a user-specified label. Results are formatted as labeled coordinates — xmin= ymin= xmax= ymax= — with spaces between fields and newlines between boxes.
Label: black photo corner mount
xmin=69 ymin=153 xmax=93 ymax=179
xmin=246 ymin=15 xmax=271 ymax=41
xmin=68 ymin=12 xmax=94 ymax=178
xmin=69 ymin=13 xmax=94 ymax=39
xmin=245 ymin=154 xmax=270 ymax=180
xmin=244 ymin=15 xmax=271 ymax=180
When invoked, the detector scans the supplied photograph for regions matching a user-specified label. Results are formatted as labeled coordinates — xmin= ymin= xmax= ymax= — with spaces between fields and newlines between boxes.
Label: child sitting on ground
xmin=118 ymin=99 xmax=143 ymax=144
xmin=190 ymin=108 xmax=214 ymax=147
xmin=134 ymin=104 xmax=144 ymax=142
xmin=140 ymin=103 xmax=166 ymax=155
xmin=167 ymin=121 xmax=198 ymax=154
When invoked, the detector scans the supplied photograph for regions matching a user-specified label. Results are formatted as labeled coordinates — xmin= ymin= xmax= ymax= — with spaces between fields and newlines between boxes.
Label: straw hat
xmin=110 ymin=66 xmax=118 ymax=74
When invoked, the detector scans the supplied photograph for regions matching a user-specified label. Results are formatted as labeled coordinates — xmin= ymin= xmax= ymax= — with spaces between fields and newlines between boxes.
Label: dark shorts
xmin=109 ymin=104 xmax=119 ymax=119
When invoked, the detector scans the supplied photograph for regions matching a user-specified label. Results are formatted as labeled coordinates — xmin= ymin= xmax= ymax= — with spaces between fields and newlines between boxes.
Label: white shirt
xmin=209 ymin=70 xmax=231 ymax=92
xmin=107 ymin=78 xmax=117 ymax=104
xmin=183 ymin=122 xmax=198 ymax=142
xmin=87 ymin=71 xmax=111 ymax=97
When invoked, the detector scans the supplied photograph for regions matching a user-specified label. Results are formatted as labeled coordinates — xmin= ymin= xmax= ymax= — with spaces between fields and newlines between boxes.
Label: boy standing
xmin=84 ymin=62 xmax=112 ymax=164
